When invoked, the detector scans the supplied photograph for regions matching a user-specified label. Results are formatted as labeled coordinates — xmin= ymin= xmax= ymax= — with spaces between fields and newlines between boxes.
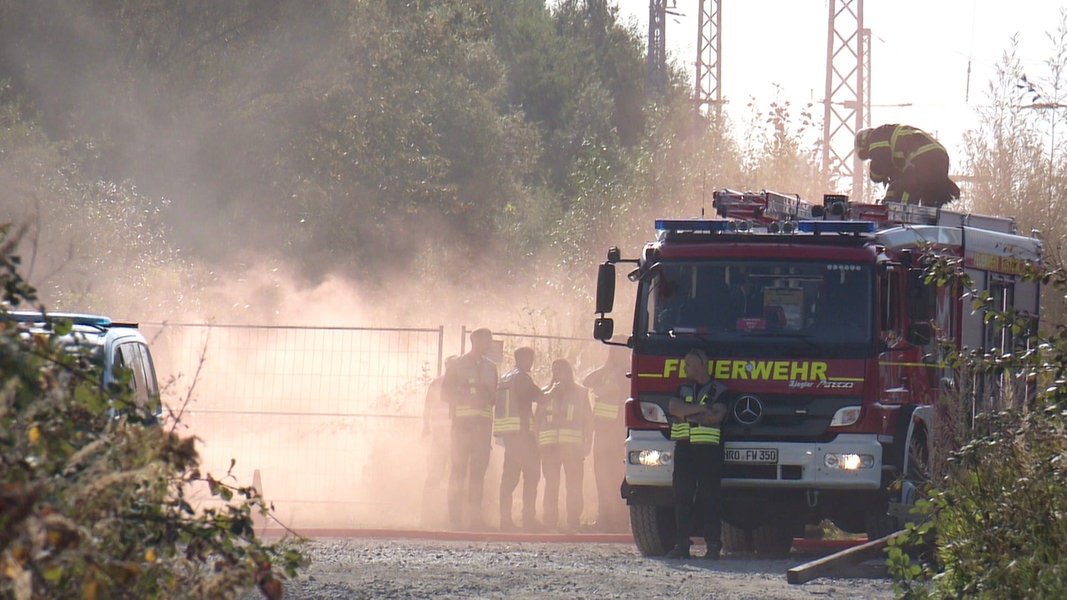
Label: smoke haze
xmin=0 ymin=2 xmax=804 ymax=530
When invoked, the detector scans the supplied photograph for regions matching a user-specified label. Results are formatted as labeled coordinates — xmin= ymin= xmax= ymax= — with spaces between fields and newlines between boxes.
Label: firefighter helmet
xmin=855 ymin=128 xmax=873 ymax=160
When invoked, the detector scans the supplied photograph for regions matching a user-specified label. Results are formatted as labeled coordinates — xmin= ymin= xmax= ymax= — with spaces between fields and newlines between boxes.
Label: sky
xmin=611 ymin=0 xmax=1065 ymax=160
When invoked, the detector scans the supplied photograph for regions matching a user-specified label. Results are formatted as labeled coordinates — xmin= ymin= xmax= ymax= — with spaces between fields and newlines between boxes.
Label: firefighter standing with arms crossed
xmin=494 ymin=346 xmax=544 ymax=532
xmin=443 ymin=328 xmax=498 ymax=530
xmin=666 ymin=348 xmax=728 ymax=559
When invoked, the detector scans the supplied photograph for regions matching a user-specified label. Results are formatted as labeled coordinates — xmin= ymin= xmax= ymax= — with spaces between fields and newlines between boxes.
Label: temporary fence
xmin=457 ymin=325 xmax=603 ymax=383
xmin=141 ymin=322 xmax=602 ymax=530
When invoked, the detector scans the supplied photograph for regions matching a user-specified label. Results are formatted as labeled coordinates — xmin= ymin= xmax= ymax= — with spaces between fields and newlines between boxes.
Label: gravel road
xmin=278 ymin=536 xmax=896 ymax=599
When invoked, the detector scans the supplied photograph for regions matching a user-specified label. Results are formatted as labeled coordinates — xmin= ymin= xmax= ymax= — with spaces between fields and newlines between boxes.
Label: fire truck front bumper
xmin=624 ymin=431 xmax=883 ymax=490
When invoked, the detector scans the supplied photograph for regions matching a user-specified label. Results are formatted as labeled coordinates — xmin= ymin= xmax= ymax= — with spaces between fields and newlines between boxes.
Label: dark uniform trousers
xmin=592 ymin=422 xmax=625 ymax=528
xmin=886 ymin=149 xmax=955 ymax=206
xmin=448 ymin=416 xmax=492 ymax=528
xmin=672 ymin=441 xmax=724 ymax=551
xmin=499 ymin=432 xmax=539 ymax=526
xmin=540 ymin=445 xmax=584 ymax=531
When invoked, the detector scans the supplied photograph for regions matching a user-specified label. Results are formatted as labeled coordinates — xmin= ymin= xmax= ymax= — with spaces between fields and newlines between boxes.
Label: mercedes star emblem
xmin=733 ymin=395 xmax=763 ymax=425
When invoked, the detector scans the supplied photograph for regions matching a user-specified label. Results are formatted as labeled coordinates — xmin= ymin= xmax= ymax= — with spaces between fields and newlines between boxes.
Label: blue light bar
xmin=797 ymin=220 xmax=876 ymax=234
xmin=655 ymin=218 xmax=734 ymax=233
xmin=5 ymin=311 xmax=112 ymax=328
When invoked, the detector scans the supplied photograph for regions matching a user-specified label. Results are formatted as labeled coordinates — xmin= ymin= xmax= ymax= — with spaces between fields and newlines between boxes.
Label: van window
xmin=114 ymin=341 xmax=160 ymax=412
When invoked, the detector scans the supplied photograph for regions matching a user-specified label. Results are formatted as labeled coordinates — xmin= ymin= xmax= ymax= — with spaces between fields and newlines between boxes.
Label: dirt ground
xmin=275 ymin=537 xmax=896 ymax=600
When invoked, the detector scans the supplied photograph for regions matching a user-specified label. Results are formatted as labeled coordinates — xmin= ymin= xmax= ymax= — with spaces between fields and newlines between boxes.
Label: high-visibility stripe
xmin=670 ymin=391 xmax=694 ymax=441
xmin=670 ymin=422 xmax=690 ymax=440
xmin=670 ymin=385 xmax=722 ymax=444
xmin=456 ymin=407 xmax=492 ymax=419
xmin=889 ymin=125 xmax=905 ymax=150
xmin=689 ymin=424 xmax=721 ymax=445
xmin=911 ymin=141 xmax=941 ymax=159
xmin=557 ymin=429 xmax=583 ymax=445
xmin=494 ymin=386 xmax=514 ymax=433
xmin=494 ymin=416 xmax=520 ymax=432
xmin=539 ymin=391 xmax=586 ymax=447
xmin=540 ymin=429 xmax=584 ymax=446
xmin=593 ymin=401 xmax=619 ymax=420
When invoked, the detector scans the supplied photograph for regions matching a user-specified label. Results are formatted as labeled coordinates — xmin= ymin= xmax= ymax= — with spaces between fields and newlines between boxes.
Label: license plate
xmin=725 ymin=448 xmax=778 ymax=464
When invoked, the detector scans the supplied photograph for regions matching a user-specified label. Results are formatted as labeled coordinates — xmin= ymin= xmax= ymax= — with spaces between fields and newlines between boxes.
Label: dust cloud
xmin=0 ymin=3 xmax=651 ymax=533
xmin=143 ymin=254 xmax=613 ymax=532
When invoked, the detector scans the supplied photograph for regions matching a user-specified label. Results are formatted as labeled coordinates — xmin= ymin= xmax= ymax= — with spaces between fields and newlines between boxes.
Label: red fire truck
xmin=593 ymin=191 xmax=1041 ymax=555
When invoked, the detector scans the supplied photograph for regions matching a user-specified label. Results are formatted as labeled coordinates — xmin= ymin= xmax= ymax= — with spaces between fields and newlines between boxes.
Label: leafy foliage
xmin=888 ymin=250 xmax=1067 ymax=598
xmin=963 ymin=10 xmax=1067 ymax=327
xmin=0 ymin=226 xmax=302 ymax=598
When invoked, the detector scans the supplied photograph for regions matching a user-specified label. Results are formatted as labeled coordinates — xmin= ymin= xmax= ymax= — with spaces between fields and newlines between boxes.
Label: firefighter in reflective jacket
xmin=494 ymin=346 xmax=543 ymax=531
xmin=581 ymin=346 xmax=630 ymax=532
xmin=665 ymin=348 xmax=729 ymax=560
xmin=536 ymin=358 xmax=593 ymax=532
xmin=443 ymin=328 xmax=498 ymax=530
xmin=855 ymin=124 xmax=960 ymax=207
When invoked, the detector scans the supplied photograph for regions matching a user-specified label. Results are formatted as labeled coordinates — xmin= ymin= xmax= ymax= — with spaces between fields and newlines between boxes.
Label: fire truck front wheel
xmin=628 ymin=504 xmax=676 ymax=556
xmin=752 ymin=525 xmax=796 ymax=555
xmin=719 ymin=522 xmax=798 ymax=555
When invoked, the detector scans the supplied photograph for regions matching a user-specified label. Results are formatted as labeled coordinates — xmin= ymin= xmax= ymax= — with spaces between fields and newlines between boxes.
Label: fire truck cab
xmin=593 ymin=192 xmax=1041 ymax=556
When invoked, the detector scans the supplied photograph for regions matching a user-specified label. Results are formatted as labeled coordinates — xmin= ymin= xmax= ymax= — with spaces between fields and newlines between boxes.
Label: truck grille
xmin=723 ymin=464 xmax=804 ymax=480
xmin=722 ymin=394 xmax=861 ymax=442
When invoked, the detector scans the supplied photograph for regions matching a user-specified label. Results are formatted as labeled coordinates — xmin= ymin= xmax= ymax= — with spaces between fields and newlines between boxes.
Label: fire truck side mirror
xmin=596 ymin=263 xmax=616 ymax=314
xmin=593 ymin=317 xmax=615 ymax=341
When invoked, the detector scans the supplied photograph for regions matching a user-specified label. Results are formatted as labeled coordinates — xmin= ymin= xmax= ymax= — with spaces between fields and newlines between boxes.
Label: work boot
xmin=664 ymin=545 xmax=691 ymax=559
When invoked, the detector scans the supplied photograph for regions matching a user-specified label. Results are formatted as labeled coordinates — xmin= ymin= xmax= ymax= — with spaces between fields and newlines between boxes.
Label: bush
xmin=889 ymin=255 xmax=1067 ymax=598
xmin=0 ymin=222 xmax=302 ymax=599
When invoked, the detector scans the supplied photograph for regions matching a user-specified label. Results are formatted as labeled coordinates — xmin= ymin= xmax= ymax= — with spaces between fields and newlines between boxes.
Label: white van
xmin=6 ymin=311 xmax=161 ymax=422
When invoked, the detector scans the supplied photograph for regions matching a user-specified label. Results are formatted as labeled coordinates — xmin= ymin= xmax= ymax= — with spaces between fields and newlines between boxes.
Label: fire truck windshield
xmin=637 ymin=260 xmax=873 ymax=356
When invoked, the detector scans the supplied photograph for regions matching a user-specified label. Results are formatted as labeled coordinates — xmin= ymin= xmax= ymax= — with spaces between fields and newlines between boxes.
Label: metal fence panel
xmin=142 ymin=322 xmax=605 ymax=529
xmin=143 ymin=323 xmax=444 ymax=528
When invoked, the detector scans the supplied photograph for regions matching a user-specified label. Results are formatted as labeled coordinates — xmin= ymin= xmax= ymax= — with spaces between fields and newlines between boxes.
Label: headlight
xmin=629 ymin=449 xmax=673 ymax=466
xmin=638 ymin=401 xmax=667 ymax=424
xmin=829 ymin=406 xmax=861 ymax=427
xmin=824 ymin=453 xmax=874 ymax=470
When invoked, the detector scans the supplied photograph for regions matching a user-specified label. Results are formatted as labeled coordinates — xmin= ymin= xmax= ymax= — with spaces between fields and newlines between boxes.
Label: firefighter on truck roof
xmin=855 ymin=123 xmax=961 ymax=207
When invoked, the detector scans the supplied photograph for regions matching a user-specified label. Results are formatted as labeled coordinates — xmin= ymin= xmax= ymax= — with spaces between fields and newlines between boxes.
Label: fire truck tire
xmin=628 ymin=505 xmax=676 ymax=557
xmin=721 ymin=522 xmax=752 ymax=553
xmin=905 ymin=428 xmax=930 ymax=486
